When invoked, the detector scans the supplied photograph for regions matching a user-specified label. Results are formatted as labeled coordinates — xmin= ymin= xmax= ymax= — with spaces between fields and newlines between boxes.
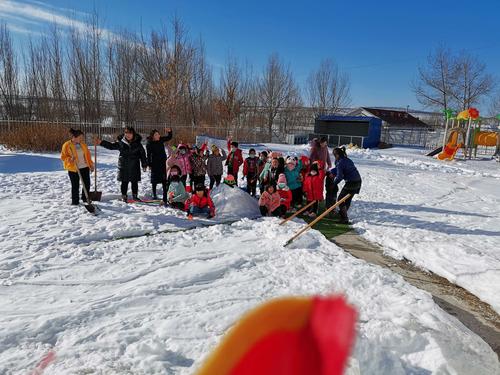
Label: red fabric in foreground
xmin=230 ymin=296 xmax=356 ymax=375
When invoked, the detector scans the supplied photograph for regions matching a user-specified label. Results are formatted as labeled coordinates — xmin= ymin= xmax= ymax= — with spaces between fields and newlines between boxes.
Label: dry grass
xmin=0 ymin=123 xmax=70 ymax=152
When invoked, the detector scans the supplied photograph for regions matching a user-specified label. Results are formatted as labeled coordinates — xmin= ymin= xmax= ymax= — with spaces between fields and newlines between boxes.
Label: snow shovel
xmin=88 ymin=143 xmax=102 ymax=201
xmin=70 ymin=147 xmax=96 ymax=214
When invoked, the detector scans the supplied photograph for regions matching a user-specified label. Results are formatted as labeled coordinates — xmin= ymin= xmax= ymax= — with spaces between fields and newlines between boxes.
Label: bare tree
xmin=412 ymin=46 xmax=457 ymax=111
xmin=307 ymin=58 xmax=350 ymax=116
xmin=451 ymin=51 xmax=495 ymax=110
xmin=215 ymin=56 xmax=245 ymax=132
xmin=68 ymin=14 xmax=104 ymax=122
xmin=186 ymin=38 xmax=214 ymax=127
xmin=0 ymin=24 xmax=21 ymax=119
xmin=488 ymin=91 xmax=500 ymax=117
xmin=258 ymin=53 xmax=297 ymax=140
xmin=108 ymin=31 xmax=146 ymax=123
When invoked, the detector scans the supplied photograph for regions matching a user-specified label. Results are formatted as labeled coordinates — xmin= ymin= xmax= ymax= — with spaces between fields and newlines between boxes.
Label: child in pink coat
xmin=258 ymin=183 xmax=284 ymax=217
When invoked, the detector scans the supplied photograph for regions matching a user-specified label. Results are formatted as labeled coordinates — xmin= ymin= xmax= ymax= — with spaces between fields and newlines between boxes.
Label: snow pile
xmin=211 ymin=183 xmax=260 ymax=219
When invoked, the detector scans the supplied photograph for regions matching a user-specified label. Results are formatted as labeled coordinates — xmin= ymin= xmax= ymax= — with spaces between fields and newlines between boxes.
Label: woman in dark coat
xmin=95 ymin=126 xmax=147 ymax=202
xmin=146 ymin=128 xmax=172 ymax=202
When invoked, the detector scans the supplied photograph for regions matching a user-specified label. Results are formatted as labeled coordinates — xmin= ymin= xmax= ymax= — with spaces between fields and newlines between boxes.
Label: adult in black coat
xmin=146 ymin=128 xmax=173 ymax=202
xmin=95 ymin=126 xmax=147 ymax=202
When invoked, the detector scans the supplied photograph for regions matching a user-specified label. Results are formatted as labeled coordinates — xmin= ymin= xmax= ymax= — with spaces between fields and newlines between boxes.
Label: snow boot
xmin=122 ymin=195 xmax=128 ymax=203
xmin=339 ymin=206 xmax=349 ymax=224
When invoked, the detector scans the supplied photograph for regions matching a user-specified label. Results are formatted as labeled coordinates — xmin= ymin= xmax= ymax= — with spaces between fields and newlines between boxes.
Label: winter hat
xmin=195 ymin=183 xmax=206 ymax=192
xmin=224 ymin=174 xmax=236 ymax=187
xmin=286 ymin=157 xmax=296 ymax=167
xmin=277 ymin=173 xmax=287 ymax=185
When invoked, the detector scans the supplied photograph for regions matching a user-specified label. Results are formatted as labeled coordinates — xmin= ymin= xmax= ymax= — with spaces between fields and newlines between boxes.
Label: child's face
xmin=124 ymin=131 xmax=134 ymax=141
xmin=267 ymin=186 xmax=275 ymax=194
xmin=196 ymin=190 xmax=204 ymax=197
xmin=153 ymin=132 xmax=160 ymax=141
xmin=271 ymin=159 xmax=279 ymax=168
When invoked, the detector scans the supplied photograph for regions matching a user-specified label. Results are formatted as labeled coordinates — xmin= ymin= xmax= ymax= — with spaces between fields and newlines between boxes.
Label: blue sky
xmin=2 ymin=0 xmax=500 ymax=111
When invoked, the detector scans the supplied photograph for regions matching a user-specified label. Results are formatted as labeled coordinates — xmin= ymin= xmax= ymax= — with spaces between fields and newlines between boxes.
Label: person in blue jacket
xmin=283 ymin=156 xmax=303 ymax=209
xmin=332 ymin=147 xmax=362 ymax=224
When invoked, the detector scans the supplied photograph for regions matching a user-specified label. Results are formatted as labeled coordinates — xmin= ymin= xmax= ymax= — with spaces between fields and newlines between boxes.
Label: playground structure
xmin=435 ymin=108 xmax=500 ymax=161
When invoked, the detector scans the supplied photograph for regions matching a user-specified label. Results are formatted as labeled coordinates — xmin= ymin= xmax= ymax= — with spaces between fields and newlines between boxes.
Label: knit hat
xmin=286 ymin=157 xmax=296 ymax=167
xmin=224 ymin=174 xmax=236 ymax=187
xmin=277 ymin=173 xmax=287 ymax=185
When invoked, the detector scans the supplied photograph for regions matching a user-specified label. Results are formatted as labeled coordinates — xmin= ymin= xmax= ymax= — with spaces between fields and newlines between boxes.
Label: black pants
xmin=209 ymin=175 xmax=222 ymax=189
xmin=246 ymin=175 xmax=257 ymax=197
xmin=338 ymin=180 xmax=362 ymax=219
xmin=68 ymin=167 xmax=90 ymax=205
xmin=152 ymin=181 xmax=168 ymax=201
xmin=325 ymin=185 xmax=339 ymax=211
xmin=121 ymin=181 xmax=139 ymax=197
xmin=260 ymin=205 xmax=285 ymax=217
xmin=291 ymin=187 xmax=303 ymax=207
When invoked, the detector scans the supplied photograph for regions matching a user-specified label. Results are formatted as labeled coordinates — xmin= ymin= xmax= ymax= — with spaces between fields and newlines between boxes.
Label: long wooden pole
xmin=279 ymin=200 xmax=317 ymax=226
xmin=284 ymin=194 xmax=352 ymax=247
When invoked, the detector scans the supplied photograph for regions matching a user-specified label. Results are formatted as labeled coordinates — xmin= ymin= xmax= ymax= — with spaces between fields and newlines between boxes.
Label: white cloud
xmin=0 ymin=0 xmax=115 ymax=39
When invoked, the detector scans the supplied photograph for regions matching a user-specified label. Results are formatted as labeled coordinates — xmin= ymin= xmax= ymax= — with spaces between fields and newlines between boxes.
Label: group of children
xmin=62 ymin=129 xmax=361 ymax=223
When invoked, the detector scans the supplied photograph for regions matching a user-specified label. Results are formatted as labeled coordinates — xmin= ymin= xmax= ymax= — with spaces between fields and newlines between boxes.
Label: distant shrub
xmin=0 ymin=123 xmax=70 ymax=152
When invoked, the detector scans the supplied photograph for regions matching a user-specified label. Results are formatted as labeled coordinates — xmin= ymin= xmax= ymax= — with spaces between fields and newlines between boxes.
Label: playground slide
xmin=437 ymin=130 xmax=463 ymax=161
xmin=437 ymin=143 xmax=462 ymax=160
xmin=426 ymin=146 xmax=443 ymax=157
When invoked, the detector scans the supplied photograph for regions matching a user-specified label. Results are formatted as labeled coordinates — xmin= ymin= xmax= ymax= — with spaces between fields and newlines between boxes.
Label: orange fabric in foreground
xmin=196 ymin=296 xmax=357 ymax=375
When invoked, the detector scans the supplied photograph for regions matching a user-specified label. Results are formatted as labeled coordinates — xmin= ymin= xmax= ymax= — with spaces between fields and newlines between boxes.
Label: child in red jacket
xmin=302 ymin=161 xmax=325 ymax=218
xmin=185 ymin=184 xmax=216 ymax=219
xmin=226 ymin=137 xmax=244 ymax=185
xmin=277 ymin=173 xmax=292 ymax=214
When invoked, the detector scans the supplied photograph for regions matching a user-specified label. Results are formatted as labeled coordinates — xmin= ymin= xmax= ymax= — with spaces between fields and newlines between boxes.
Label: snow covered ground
xmin=0 ymin=144 xmax=499 ymax=373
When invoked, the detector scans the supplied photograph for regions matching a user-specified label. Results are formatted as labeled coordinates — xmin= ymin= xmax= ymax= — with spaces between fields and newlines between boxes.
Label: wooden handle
xmin=279 ymin=200 xmax=317 ymax=225
xmin=285 ymin=194 xmax=352 ymax=247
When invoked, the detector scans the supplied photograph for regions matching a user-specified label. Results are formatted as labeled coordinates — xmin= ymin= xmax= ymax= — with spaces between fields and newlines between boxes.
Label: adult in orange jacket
xmin=60 ymin=128 xmax=94 ymax=205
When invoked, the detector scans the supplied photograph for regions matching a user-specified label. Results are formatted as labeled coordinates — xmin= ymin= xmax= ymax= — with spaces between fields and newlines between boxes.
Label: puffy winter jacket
xmin=243 ymin=156 xmax=259 ymax=179
xmin=100 ymin=134 xmax=147 ymax=182
xmin=207 ymin=149 xmax=227 ymax=176
xmin=190 ymin=153 xmax=208 ymax=176
xmin=226 ymin=141 xmax=244 ymax=175
xmin=61 ymin=140 xmax=94 ymax=172
xmin=283 ymin=160 xmax=303 ymax=190
xmin=278 ymin=188 xmax=292 ymax=210
xmin=333 ymin=157 xmax=361 ymax=185
xmin=258 ymin=191 xmax=281 ymax=214
xmin=303 ymin=170 xmax=325 ymax=201
xmin=167 ymin=144 xmax=192 ymax=176
xmin=167 ymin=181 xmax=189 ymax=204
xmin=185 ymin=191 xmax=215 ymax=215
xmin=146 ymin=131 xmax=172 ymax=183
xmin=309 ymin=142 xmax=332 ymax=170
